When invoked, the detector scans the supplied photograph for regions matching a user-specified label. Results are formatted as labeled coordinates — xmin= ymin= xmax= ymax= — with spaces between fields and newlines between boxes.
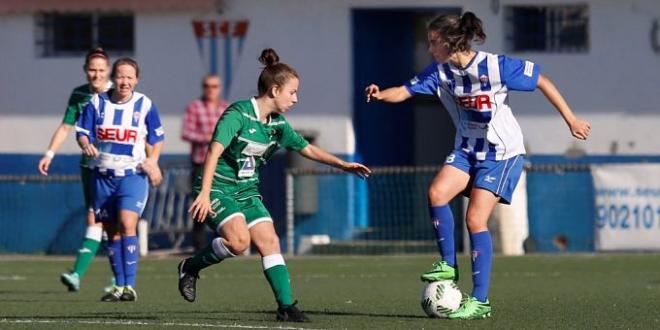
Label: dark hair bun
xmin=258 ymin=48 xmax=280 ymax=67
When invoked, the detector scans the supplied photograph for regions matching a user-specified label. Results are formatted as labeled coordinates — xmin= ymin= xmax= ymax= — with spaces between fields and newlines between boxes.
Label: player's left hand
xmin=140 ymin=158 xmax=163 ymax=186
xmin=341 ymin=162 xmax=372 ymax=179
xmin=569 ymin=117 xmax=591 ymax=140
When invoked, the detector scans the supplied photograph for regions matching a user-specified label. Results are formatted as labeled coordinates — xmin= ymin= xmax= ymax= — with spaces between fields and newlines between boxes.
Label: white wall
xmin=1 ymin=0 xmax=659 ymax=155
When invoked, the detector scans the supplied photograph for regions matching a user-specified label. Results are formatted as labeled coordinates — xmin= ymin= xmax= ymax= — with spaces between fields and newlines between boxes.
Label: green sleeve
xmin=278 ymin=121 xmax=309 ymax=151
xmin=212 ymin=109 xmax=244 ymax=148
xmin=62 ymin=90 xmax=89 ymax=125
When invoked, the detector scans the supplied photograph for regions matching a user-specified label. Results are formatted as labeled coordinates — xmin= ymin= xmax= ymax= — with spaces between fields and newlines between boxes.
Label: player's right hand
xmin=365 ymin=84 xmax=381 ymax=103
xmin=189 ymin=194 xmax=211 ymax=223
xmin=81 ymin=143 xmax=99 ymax=158
xmin=37 ymin=156 xmax=51 ymax=175
xmin=341 ymin=162 xmax=372 ymax=180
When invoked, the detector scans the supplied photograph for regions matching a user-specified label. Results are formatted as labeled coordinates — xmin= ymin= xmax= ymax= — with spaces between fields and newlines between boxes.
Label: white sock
xmin=212 ymin=237 xmax=236 ymax=259
xmin=261 ymin=254 xmax=285 ymax=270
xmin=85 ymin=226 xmax=103 ymax=242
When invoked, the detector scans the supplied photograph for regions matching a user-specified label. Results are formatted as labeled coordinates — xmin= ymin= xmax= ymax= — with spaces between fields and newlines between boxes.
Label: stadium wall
xmin=0 ymin=0 xmax=659 ymax=156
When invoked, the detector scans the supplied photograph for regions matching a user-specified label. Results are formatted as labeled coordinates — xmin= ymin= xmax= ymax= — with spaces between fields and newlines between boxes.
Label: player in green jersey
xmin=177 ymin=48 xmax=371 ymax=322
xmin=37 ymin=48 xmax=113 ymax=292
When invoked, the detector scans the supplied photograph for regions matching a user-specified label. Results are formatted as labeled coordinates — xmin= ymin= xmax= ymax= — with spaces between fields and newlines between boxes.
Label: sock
xmin=470 ymin=231 xmax=493 ymax=302
xmin=72 ymin=226 xmax=103 ymax=278
xmin=262 ymin=254 xmax=293 ymax=307
xmin=185 ymin=237 xmax=235 ymax=273
xmin=122 ymin=236 xmax=139 ymax=288
xmin=107 ymin=239 xmax=125 ymax=287
xmin=429 ymin=204 xmax=456 ymax=267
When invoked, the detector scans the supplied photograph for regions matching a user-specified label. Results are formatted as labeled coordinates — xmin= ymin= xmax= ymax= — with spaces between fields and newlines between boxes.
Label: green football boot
xmin=447 ymin=297 xmax=491 ymax=320
xmin=103 ymin=277 xmax=116 ymax=293
xmin=60 ymin=272 xmax=80 ymax=292
xmin=100 ymin=286 xmax=123 ymax=302
xmin=420 ymin=260 xmax=458 ymax=282
xmin=120 ymin=285 xmax=138 ymax=302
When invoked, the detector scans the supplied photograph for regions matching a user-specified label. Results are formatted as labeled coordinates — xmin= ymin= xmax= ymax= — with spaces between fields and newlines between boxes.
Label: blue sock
xmin=107 ymin=239 xmax=125 ymax=287
xmin=429 ymin=204 xmax=456 ymax=267
xmin=470 ymin=231 xmax=493 ymax=302
xmin=122 ymin=236 xmax=139 ymax=287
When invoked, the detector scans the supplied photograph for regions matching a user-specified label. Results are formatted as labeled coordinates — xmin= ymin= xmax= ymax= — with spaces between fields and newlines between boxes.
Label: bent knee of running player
xmin=219 ymin=215 xmax=250 ymax=255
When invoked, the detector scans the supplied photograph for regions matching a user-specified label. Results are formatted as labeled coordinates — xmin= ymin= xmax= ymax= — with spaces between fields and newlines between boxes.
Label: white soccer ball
xmin=420 ymin=280 xmax=462 ymax=318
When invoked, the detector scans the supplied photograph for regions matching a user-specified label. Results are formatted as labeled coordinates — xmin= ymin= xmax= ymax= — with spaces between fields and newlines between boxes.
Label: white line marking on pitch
xmin=0 ymin=275 xmax=26 ymax=281
xmin=0 ymin=318 xmax=327 ymax=330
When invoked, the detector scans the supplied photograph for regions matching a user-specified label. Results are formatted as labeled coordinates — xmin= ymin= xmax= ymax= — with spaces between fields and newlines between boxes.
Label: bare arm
xmin=537 ymin=74 xmax=591 ymax=140
xmin=77 ymin=135 xmax=99 ymax=158
xmin=145 ymin=142 xmax=163 ymax=163
xmin=364 ymin=85 xmax=412 ymax=103
xmin=37 ymin=124 xmax=73 ymax=175
xmin=188 ymin=141 xmax=225 ymax=222
xmin=298 ymin=144 xmax=371 ymax=178
xmin=142 ymin=142 xmax=164 ymax=186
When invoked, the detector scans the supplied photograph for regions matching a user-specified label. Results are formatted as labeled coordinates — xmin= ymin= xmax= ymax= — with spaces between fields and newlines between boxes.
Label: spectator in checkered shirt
xmin=181 ymin=74 xmax=229 ymax=251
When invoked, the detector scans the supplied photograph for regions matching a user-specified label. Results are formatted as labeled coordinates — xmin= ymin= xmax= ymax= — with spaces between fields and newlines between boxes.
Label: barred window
xmin=505 ymin=5 xmax=589 ymax=53
xmin=35 ymin=12 xmax=134 ymax=57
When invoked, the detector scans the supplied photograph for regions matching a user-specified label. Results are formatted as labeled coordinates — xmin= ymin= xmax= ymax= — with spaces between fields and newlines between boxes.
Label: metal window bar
xmin=506 ymin=5 xmax=588 ymax=53
xmin=35 ymin=12 xmax=134 ymax=58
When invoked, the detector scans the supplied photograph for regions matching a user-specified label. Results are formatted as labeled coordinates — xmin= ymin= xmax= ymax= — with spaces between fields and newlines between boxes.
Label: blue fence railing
xmin=1 ymin=154 xmax=659 ymax=254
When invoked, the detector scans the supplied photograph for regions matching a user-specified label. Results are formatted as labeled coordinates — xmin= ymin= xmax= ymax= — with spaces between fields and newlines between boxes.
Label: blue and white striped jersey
xmin=75 ymin=91 xmax=165 ymax=176
xmin=405 ymin=51 xmax=540 ymax=161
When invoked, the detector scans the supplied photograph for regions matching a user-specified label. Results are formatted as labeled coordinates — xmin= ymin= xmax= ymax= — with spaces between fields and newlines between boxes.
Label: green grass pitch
xmin=1 ymin=254 xmax=659 ymax=329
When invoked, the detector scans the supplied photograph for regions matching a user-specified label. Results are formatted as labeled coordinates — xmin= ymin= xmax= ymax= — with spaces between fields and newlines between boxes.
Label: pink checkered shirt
xmin=181 ymin=99 xmax=229 ymax=165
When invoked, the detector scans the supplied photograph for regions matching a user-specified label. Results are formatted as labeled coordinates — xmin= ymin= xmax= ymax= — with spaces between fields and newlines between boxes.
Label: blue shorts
xmin=92 ymin=170 xmax=149 ymax=222
xmin=445 ymin=150 xmax=525 ymax=204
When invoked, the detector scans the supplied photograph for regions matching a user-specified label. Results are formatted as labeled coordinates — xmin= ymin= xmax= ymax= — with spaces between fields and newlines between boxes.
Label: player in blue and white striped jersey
xmin=365 ymin=12 xmax=590 ymax=319
xmin=76 ymin=57 xmax=164 ymax=302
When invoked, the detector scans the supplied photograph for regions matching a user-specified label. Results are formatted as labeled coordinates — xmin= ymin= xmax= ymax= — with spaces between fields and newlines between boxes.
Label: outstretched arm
xmin=364 ymin=84 xmax=412 ymax=103
xmin=537 ymin=74 xmax=591 ymax=140
xmin=188 ymin=141 xmax=225 ymax=222
xmin=298 ymin=144 xmax=371 ymax=179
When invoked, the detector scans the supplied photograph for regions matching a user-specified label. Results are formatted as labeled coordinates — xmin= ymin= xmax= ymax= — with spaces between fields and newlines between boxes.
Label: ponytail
xmin=257 ymin=48 xmax=298 ymax=96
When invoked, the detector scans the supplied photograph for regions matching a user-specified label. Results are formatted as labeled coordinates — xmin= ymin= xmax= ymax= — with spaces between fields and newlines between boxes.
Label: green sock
xmin=72 ymin=238 xmax=101 ymax=278
xmin=264 ymin=264 xmax=294 ymax=307
xmin=186 ymin=243 xmax=223 ymax=273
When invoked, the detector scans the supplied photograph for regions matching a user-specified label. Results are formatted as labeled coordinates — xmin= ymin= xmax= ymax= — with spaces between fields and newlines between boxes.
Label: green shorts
xmin=80 ymin=166 xmax=93 ymax=210
xmin=205 ymin=190 xmax=273 ymax=233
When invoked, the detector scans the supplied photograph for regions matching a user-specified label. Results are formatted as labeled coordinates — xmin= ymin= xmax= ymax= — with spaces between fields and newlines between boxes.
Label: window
xmin=505 ymin=5 xmax=589 ymax=53
xmin=35 ymin=12 xmax=134 ymax=57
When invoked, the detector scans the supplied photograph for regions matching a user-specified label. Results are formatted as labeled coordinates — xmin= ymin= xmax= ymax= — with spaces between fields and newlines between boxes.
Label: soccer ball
xmin=420 ymin=280 xmax=462 ymax=318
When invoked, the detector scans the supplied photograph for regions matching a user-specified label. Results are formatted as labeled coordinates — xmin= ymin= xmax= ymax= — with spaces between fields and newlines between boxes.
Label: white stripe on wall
xmin=0 ymin=114 xmax=356 ymax=154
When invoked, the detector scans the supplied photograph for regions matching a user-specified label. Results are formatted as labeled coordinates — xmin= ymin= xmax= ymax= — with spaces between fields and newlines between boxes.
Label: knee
xmin=465 ymin=212 xmax=488 ymax=233
xmin=255 ymin=235 xmax=280 ymax=253
xmin=225 ymin=233 xmax=251 ymax=255
xmin=428 ymin=184 xmax=452 ymax=205
xmin=120 ymin=224 xmax=137 ymax=236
